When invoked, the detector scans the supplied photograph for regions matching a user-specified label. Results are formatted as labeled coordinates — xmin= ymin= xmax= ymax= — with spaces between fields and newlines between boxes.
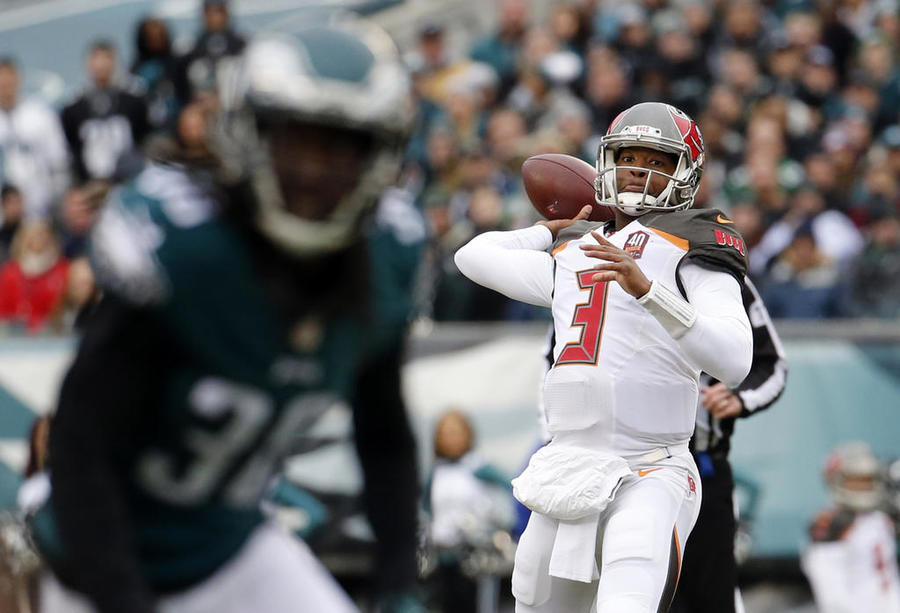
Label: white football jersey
xmin=802 ymin=510 xmax=900 ymax=613
xmin=454 ymin=207 xmax=752 ymax=458
xmin=549 ymin=220 xmax=703 ymax=454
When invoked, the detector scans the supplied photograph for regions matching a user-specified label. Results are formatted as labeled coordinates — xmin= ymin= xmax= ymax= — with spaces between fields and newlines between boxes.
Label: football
xmin=522 ymin=153 xmax=614 ymax=222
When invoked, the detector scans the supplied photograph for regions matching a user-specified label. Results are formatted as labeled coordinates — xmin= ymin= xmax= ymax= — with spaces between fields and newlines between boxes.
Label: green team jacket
xmin=33 ymin=163 xmax=425 ymax=591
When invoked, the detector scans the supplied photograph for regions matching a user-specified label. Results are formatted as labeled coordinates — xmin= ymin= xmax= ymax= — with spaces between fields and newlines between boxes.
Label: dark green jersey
xmin=35 ymin=164 xmax=424 ymax=592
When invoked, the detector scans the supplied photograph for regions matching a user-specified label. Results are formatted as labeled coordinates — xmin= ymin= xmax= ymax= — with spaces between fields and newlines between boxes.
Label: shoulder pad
xmin=552 ymin=220 xmax=606 ymax=252
xmin=133 ymin=164 xmax=216 ymax=229
xmin=90 ymin=164 xmax=219 ymax=307
xmin=373 ymin=187 xmax=427 ymax=246
xmin=641 ymin=209 xmax=748 ymax=278
xmin=809 ymin=508 xmax=855 ymax=542
xmin=90 ymin=187 xmax=169 ymax=306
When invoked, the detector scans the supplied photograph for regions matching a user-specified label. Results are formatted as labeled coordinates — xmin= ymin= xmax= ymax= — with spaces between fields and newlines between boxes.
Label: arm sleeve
xmin=454 ymin=226 xmax=555 ymax=307
xmin=736 ymin=278 xmax=788 ymax=415
xmin=672 ymin=260 xmax=752 ymax=387
xmin=49 ymin=294 xmax=161 ymax=613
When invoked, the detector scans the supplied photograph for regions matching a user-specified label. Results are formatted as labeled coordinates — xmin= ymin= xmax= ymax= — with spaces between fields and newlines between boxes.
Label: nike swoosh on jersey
xmin=637 ymin=467 xmax=663 ymax=477
xmin=716 ymin=215 xmax=735 ymax=224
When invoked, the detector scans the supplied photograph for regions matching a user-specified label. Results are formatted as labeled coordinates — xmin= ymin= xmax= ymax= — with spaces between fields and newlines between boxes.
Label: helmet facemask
xmin=214 ymin=20 xmax=412 ymax=258
xmin=246 ymin=116 xmax=404 ymax=257
xmin=825 ymin=442 xmax=886 ymax=512
xmin=593 ymin=102 xmax=705 ymax=217
xmin=595 ymin=137 xmax=698 ymax=216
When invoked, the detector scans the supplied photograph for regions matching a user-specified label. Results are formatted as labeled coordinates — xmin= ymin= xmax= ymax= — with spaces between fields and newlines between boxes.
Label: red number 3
xmin=556 ymin=270 xmax=610 ymax=365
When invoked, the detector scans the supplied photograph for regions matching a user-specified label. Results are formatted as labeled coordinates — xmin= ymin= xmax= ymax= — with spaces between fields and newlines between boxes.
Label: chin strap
xmin=636 ymin=280 xmax=697 ymax=339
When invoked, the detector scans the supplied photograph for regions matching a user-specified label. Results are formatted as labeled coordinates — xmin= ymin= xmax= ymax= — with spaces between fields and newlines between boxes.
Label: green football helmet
xmin=216 ymin=16 xmax=413 ymax=256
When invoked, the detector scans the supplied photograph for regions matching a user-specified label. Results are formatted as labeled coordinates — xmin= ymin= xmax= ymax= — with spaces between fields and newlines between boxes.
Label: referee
xmin=671 ymin=277 xmax=788 ymax=613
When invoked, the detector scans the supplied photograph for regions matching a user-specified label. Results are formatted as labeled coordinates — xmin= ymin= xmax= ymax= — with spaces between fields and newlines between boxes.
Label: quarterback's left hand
xmin=582 ymin=231 xmax=652 ymax=298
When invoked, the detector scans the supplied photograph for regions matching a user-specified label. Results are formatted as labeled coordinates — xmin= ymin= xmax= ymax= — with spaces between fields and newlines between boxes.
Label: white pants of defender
xmin=513 ymin=454 xmax=701 ymax=613
xmin=40 ymin=522 xmax=358 ymax=613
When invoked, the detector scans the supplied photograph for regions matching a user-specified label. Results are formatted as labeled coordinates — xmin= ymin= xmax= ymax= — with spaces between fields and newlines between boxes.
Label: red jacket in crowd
xmin=0 ymin=258 xmax=70 ymax=333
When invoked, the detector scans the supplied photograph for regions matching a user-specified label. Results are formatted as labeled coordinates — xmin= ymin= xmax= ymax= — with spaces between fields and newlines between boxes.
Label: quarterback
xmin=455 ymin=102 xmax=752 ymax=612
xmin=32 ymin=19 xmax=422 ymax=613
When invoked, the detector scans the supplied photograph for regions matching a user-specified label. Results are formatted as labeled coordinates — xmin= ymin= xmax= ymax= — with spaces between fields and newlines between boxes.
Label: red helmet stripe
xmin=607 ymin=110 xmax=628 ymax=135
xmin=669 ymin=111 xmax=704 ymax=165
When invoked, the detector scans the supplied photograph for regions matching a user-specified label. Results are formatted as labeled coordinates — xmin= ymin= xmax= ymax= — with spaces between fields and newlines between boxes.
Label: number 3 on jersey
xmin=556 ymin=270 xmax=610 ymax=365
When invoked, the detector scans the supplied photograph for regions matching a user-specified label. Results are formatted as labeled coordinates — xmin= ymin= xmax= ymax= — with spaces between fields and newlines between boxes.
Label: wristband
xmin=636 ymin=280 xmax=697 ymax=339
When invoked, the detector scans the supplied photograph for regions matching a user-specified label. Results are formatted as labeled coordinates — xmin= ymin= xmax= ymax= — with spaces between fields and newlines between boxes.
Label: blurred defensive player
xmin=456 ymin=102 xmax=752 ymax=612
xmin=802 ymin=442 xmax=900 ymax=613
xmin=32 ymin=18 xmax=422 ymax=613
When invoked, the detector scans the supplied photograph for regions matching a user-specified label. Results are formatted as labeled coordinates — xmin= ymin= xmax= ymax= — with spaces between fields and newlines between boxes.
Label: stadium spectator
xmin=57 ymin=256 xmax=97 ymax=331
xmin=471 ymin=0 xmax=531 ymax=98
xmin=420 ymin=189 xmax=474 ymax=322
xmin=0 ymin=184 xmax=24 ymax=262
xmin=652 ymin=14 xmax=708 ymax=117
xmin=0 ymin=221 xmax=69 ymax=334
xmin=847 ymin=212 xmax=900 ymax=318
xmin=174 ymin=0 xmax=245 ymax=107
xmin=485 ymin=106 xmax=527 ymax=169
xmin=880 ymin=125 xmax=900 ymax=183
xmin=610 ymin=4 xmax=651 ymax=76
xmin=751 ymin=186 xmax=863 ymax=275
xmin=425 ymin=409 xmax=511 ymax=613
xmin=0 ymin=58 xmax=70 ymax=219
xmin=713 ymin=0 xmax=774 ymax=61
xmin=60 ymin=40 xmax=149 ymax=182
xmin=405 ymin=24 xmax=480 ymax=109
xmin=801 ymin=442 xmax=900 ymax=613
xmin=57 ymin=182 xmax=105 ymax=260
xmin=131 ymin=17 xmax=178 ymax=132
xmin=761 ymin=223 xmax=846 ymax=318
xmin=548 ymin=2 xmax=591 ymax=58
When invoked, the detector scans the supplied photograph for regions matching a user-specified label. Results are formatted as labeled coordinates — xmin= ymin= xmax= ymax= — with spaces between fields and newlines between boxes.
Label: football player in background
xmin=455 ymin=102 xmax=752 ymax=613
xmin=801 ymin=442 xmax=900 ymax=613
xmin=671 ymin=276 xmax=787 ymax=613
xmin=32 ymin=18 xmax=423 ymax=613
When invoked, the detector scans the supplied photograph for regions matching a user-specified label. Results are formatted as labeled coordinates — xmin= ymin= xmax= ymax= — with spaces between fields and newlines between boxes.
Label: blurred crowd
xmin=1 ymin=0 xmax=900 ymax=335
xmin=0 ymin=0 xmax=240 ymax=335
xmin=410 ymin=0 xmax=900 ymax=322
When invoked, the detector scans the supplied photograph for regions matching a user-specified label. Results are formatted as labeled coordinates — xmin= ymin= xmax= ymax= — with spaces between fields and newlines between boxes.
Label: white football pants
xmin=40 ymin=522 xmax=358 ymax=613
xmin=513 ymin=453 xmax=701 ymax=613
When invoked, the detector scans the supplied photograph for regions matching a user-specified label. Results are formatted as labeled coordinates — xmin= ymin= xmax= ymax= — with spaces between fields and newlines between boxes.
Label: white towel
xmin=549 ymin=513 xmax=601 ymax=583
xmin=512 ymin=444 xmax=630 ymax=520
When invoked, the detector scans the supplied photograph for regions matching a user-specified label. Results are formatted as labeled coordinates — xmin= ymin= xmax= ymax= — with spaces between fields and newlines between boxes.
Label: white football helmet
xmin=215 ymin=15 xmax=413 ymax=257
xmin=595 ymin=101 xmax=705 ymax=216
xmin=824 ymin=441 xmax=885 ymax=512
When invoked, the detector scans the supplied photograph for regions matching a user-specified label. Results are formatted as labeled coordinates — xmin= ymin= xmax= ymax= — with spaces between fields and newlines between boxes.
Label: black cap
xmin=420 ymin=23 xmax=443 ymax=39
